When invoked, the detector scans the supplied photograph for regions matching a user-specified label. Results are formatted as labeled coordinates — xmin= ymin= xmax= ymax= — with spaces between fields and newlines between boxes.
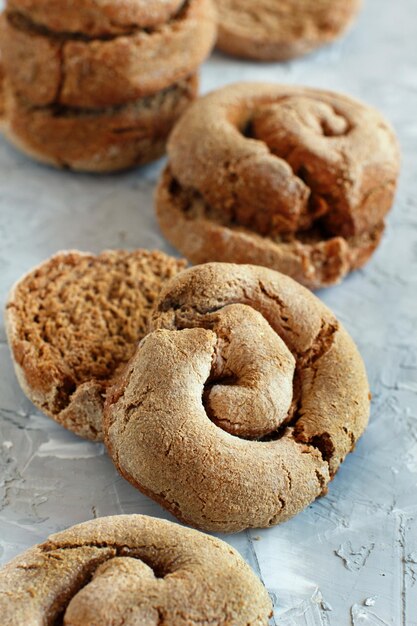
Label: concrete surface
xmin=0 ymin=0 xmax=416 ymax=623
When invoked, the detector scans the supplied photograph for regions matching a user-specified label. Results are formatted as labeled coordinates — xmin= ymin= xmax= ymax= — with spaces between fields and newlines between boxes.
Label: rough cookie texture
xmin=0 ymin=514 xmax=273 ymax=625
xmin=156 ymin=82 xmax=400 ymax=289
xmin=5 ymin=250 xmax=187 ymax=441
xmin=215 ymin=0 xmax=362 ymax=61
xmin=0 ymin=75 xmax=198 ymax=171
xmin=105 ymin=263 xmax=370 ymax=532
xmin=0 ymin=0 xmax=216 ymax=107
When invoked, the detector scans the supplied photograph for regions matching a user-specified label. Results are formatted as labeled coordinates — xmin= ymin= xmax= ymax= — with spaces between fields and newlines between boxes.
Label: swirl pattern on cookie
xmin=105 ymin=263 xmax=370 ymax=532
xmin=156 ymin=83 xmax=400 ymax=288
xmin=0 ymin=515 xmax=273 ymax=625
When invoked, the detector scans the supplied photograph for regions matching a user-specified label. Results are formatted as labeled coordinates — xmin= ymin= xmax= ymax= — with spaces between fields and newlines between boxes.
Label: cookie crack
xmin=6 ymin=1 xmax=190 ymax=42
xmin=18 ymin=78 xmax=192 ymax=117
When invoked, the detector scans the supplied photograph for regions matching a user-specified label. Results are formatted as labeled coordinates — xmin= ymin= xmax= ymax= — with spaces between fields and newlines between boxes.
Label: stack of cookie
xmin=156 ymin=82 xmax=400 ymax=288
xmin=0 ymin=0 xmax=217 ymax=171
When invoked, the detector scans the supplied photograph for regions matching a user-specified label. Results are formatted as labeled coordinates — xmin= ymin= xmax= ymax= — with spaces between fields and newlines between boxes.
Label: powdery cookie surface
xmin=105 ymin=263 xmax=370 ymax=532
xmin=156 ymin=82 xmax=400 ymax=289
xmin=0 ymin=514 xmax=272 ymax=625
xmin=215 ymin=0 xmax=362 ymax=60
xmin=0 ymin=75 xmax=198 ymax=171
xmin=5 ymin=250 xmax=186 ymax=441
xmin=1 ymin=0 xmax=216 ymax=107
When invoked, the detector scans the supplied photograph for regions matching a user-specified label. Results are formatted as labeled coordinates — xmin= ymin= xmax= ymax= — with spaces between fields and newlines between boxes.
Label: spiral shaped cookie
xmin=215 ymin=0 xmax=362 ymax=61
xmin=105 ymin=263 xmax=370 ymax=532
xmin=156 ymin=83 xmax=400 ymax=289
xmin=0 ymin=514 xmax=272 ymax=625
xmin=5 ymin=250 xmax=186 ymax=441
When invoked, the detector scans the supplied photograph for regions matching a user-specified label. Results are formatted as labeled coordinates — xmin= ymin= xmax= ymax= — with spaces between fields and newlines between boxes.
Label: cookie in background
xmin=215 ymin=0 xmax=362 ymax=61
xmin=0 ymin=0 xmax=217 ymax=171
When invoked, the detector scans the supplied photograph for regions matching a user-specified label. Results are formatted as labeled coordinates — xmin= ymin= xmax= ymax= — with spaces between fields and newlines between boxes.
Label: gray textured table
xmin=0 ymin=0 xmax=416 ymax=623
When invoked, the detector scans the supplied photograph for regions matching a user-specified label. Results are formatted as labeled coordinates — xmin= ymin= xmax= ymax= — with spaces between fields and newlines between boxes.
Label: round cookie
xmin=104 ymin=263 xmax=370 ymax=532
xmin=5 ymin=250 xmax=187 ymax=441
xmin=156 ymin=82 xmax=400 ymax=289
xmin=215 ymin=0 xmax=362 ymax=61
xmin=0 ymin=0 xmax=216 ymax=107
xmin=5 ymin=0 xmax=185 ymax=36
xmin=0 ymin=74 xmax=198 ymax=171
xmin=0 ymin=514 xmax=273 ymax=625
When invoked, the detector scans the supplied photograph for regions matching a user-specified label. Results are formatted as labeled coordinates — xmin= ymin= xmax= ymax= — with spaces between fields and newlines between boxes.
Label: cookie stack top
xmin=1 ymin=0 xmax=217 ymax=108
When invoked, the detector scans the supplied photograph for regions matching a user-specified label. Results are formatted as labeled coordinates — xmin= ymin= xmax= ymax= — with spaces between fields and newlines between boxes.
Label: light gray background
xmin=0 ymin=0 xmax=416 ymax=623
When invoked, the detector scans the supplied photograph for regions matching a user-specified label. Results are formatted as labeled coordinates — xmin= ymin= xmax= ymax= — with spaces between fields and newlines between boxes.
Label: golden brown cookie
xmin=215 ymin=0 xmax=362 ymax=61
xmin=0 ymin=514 xmax=273 ymax=625
xmin=5 ymin=250 xmax=187 ymax=441
xmin=0 ymin=0 xmax=216 ymax=107
xmin=104 ymin=263 xmax=370 ymax=532
xmin=156 ymin=83 xmax=400 ymax=289
xmin=6 ymin=0 xmax=185 ymax=35
xmin=0 ymin=74 xmax=198 ymax=171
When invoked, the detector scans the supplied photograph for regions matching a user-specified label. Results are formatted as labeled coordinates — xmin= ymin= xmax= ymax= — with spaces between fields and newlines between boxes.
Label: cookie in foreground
xmin=156 ymin=82 xmax=400 ymax=289
xmin=105 ymin=262 xmax=371 ymax=532
xmin=5 ymin=249 xmax=186 ymax=441
xmin=0 ymin=514 xmax=272 ymax=625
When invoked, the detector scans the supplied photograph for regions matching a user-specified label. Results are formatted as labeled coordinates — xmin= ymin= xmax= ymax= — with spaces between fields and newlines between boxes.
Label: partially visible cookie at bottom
xmin=0 ymin=74 xmax=198 ymax=172
xmin=5 ymin=249 xmax=187 ymax=441
xmin=0 ymin=514 xmax=273 ymax=625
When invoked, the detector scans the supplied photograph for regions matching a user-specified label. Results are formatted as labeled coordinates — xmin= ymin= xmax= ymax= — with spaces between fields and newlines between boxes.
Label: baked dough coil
xmin=0 ymin=0 xmax=217 ymax=108
xmin=105 ymin=263 xmax=370 ymax=532
xmin=156 ymin=83 xmax=400 ymax=288
xmin=0 ymin=515 xmax=272 ymax=625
